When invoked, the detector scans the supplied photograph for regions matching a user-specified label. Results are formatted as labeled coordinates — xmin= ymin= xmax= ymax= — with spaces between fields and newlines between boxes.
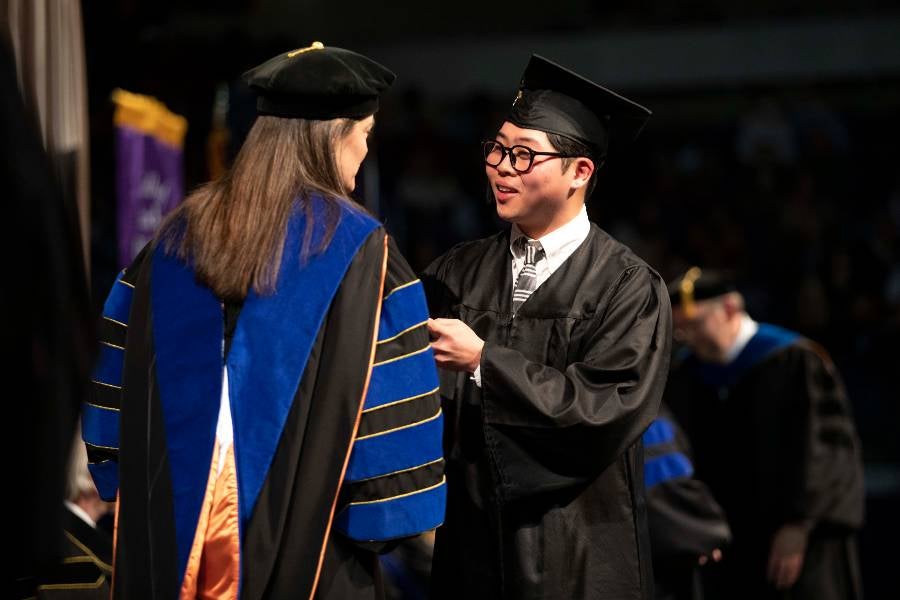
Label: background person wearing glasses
xmin=664 ymin=268 xmax=864 ymax=600
xmin=422 ymin=55 xmax=672 ymax=599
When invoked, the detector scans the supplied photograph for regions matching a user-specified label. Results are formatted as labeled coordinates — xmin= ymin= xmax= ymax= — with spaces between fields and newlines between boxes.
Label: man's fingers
xmin=428 ymin=318 xmax=458 ymax=334
xmin=711 ymin=548 xmax=722 ymax=562
xmin=431 ymin=340 xmax=453 ymax=363
xmin=427 ymin=319 xmax=444 ymax=340
xmin=433 ymin=351 xmax=454 ymax=369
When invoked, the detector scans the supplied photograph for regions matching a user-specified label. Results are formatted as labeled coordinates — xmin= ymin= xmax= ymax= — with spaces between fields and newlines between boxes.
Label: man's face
xmin=485 ymin=122 xmax=575 ymax=230
xmin=672 ymin=299 xmax=731 ymax=363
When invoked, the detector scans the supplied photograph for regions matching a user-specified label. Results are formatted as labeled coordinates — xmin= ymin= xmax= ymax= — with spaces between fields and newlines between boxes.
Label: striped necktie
xmin=512 ymin=238 xmax=544 ymax=315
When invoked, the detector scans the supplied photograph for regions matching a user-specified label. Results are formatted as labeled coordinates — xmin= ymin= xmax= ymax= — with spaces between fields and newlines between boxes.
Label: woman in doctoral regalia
xmin=82 ymin=43 xmax=445 ymax=600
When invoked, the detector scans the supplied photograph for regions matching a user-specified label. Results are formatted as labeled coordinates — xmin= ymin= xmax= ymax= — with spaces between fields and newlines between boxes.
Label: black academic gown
xmin=424 ymin=224 xmax=672 ymax=600
xmin=665 ymin=325 xmax=864 ymax=600
xmin=84 ymin=202 xmax=444 ymax=600
xmin=3 ymin=35 xmax=94 ymax=584
xmin=26 ymin=506 xmax=114 ymax=600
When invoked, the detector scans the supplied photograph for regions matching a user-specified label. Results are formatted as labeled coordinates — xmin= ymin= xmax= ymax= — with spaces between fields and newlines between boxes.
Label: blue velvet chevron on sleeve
xmin=83 ymin=271 xmax=133 ymax=500
xmin=642 ymin=417 xmax=694 ymax=489
xmin=336 ymin=277 xmax=446 ymax=542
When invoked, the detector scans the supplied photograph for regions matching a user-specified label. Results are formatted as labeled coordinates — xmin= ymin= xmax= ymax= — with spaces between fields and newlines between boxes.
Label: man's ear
xmin=570 ymin=157 xmax=595 ymax=189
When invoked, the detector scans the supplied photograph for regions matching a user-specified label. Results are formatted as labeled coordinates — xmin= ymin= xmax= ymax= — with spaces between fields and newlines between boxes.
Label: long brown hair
xmin=160 ymin=115 xmax=358 ymax=300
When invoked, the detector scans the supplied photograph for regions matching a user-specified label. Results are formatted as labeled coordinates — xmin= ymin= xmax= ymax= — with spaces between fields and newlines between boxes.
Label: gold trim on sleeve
xmin=103 ymin=315 xmax=128 ymax=327
xmin=383 ymin=279 xmax=421 ymax=301
xmin=377 ymin=320 xmax=427 ymax=345
xmin=85 ymin=402 xmax=120 ymax=413
xmin=91 ymin=380 xmax=122 ymax=390
xmin=350 ymin=457 xmax=444 ymax=483
xmin=64 ymin=532 xmax=113 ymax=572
xmin=37 ymin=575 xmax=106 ymax=591
xmin=85 ymin=441 xmax=119 ymax=452
xmin=346 ymin=476 xmax=446 ymax=506
xmin=362 ymin=386 xmax=439 ymax=414
xmin=355 ymin=409 xmax=442 ymax=441
xmin=372 ymin=344 xmax=431 ymax=367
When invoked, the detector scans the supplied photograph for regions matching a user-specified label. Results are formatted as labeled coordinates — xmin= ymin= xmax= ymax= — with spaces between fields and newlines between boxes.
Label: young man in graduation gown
xmin=423 ymin=55 xmax=672 ymax=599
xmin=664 ymin=268 xmax=865 ymax=600
xmin=81 ymin=45 xmax=445 ymax=599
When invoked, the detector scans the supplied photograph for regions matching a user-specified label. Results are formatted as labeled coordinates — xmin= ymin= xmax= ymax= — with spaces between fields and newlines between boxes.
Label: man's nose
xmin=497 ymin=150 xmax=517 ymax=175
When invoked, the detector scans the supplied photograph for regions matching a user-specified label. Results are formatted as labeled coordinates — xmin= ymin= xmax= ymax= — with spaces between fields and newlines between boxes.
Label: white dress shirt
xmin=215 ymin=368 xmax=234 ymax=476
xmin=724 ymin=314 xmax=759 ymax=364
xmin=473 ymin=205 xmax=591 ymax=386
xmin=65 ymin=500 xmax=96 ymax=528
xmin=509 ymin=205 xmax=592 ymax=292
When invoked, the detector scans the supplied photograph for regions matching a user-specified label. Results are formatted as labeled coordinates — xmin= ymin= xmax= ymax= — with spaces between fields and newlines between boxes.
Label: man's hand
xmin=767 ymin=522 xmax=809 ymax=590
xmin=427 ymin=318 xmax=484 ymax=373
xmin=698 ymin=548 xmax=722 ymax=566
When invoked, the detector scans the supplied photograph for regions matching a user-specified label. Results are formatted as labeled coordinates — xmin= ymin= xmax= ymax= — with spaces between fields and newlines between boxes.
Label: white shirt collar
xmin=65 ymin=500 xmax=97 ymax=528
xmin=724 ymin=314 xmax=759 ymax=364
xmin=510 ymin=205 xmax=590 ymax=271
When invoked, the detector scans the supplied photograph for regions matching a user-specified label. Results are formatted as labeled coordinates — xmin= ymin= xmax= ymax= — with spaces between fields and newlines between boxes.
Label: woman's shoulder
xmin=337 ymin=197 xmax=381 ymax=227
xmin=306 ymin=194 xmax=383 ymax=242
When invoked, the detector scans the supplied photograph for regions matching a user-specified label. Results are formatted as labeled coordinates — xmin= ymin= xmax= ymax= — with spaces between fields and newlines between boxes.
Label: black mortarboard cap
xmin=507 ymin=55 xmax=651 ymax=159
xmin=668 ymin=267 xmax=738 ymax=314
xmin=242 ymin=42 xmax=395 ymax=120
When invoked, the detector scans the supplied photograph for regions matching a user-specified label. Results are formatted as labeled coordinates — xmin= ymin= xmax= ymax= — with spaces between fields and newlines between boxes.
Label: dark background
xmin=83 ymin=1 xmax=899 ymax=597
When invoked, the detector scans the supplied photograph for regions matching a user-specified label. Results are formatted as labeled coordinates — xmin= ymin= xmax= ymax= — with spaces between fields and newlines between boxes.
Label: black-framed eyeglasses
xmin=482 ymin=140 xmax=578 ymax=173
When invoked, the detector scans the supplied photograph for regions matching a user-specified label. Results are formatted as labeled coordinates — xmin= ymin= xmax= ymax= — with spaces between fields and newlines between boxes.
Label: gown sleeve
xmin=421 ymin=241 xmax=464 ymax=319
xmin=790 ymin=343 xmax=865 ymax=530
xmin=479 ymin=265 xmax=672 ymax=502
xmin=82 ymin=247 xmax=150 ymax=501
xmin=643 ymin=407 xmax=731 ymax=561
xmin=334 ymin=235 xmax=446 ymax=545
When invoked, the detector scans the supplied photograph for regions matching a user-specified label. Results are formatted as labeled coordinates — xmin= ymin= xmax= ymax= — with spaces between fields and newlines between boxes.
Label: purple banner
xmin=113 ymin=90 xmax=187 ymax=268
xmin=115 ymin=126 xmax=184 ymax=267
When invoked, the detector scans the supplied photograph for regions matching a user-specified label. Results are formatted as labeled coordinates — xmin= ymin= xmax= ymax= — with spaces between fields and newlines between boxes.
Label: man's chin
xmin=495 ymin=203 xmax=520 ymax=224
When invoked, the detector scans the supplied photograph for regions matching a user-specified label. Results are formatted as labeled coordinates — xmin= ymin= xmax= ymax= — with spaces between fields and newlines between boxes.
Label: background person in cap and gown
xmin=664 ymin=268 xmax=864 ymax=600
xmin=81 ymin=43 xmax=445 ymax=600
xmin=423 ymin=55 xmax=672 ymax=599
